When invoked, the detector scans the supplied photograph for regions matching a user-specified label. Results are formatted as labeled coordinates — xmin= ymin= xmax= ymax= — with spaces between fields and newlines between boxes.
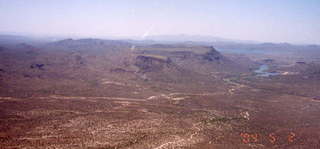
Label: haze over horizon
xmin=0 ymin=0 xmax=319 ymax=44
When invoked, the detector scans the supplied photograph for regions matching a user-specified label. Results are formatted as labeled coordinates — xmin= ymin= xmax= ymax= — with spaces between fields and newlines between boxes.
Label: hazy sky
xmin=0 ymin=0 xmax=319 ymax=44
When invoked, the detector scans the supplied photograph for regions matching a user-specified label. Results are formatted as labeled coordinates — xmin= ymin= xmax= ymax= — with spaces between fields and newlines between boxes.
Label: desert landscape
xmin=1 ymin=0 xmax=320 ymax=148
xmin=0 ymin=36 xmax=319 ymax=149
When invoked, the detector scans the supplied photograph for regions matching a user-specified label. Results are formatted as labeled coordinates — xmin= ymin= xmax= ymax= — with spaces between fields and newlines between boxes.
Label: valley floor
xmin=1 ymin=77 xmax=320 ymax=149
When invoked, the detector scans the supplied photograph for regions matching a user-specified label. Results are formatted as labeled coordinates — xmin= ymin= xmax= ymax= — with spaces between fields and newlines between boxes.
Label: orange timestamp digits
xmin=240 ymin=132 xmax=296 ymax=144
xmin=287 ymin=132 xmax=296 ymax=143
xmin=240 ymin=133 xmax=258 ymax=144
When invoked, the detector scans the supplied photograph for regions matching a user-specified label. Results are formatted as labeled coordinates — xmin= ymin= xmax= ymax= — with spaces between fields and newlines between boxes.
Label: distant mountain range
xmin=143 ymin=34 xmax=259 ymax=44
xmin=0 ymin=34 xmax=64 ymax=45
xmin=1 ymin=34 xmax=319 ymax=52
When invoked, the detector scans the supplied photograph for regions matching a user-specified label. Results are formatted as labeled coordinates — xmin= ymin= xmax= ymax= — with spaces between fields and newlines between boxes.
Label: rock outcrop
xmin=201 ymin=46 xmax=224 ymax=62
xmin=135 ymin=55 xmax=172 ymax=73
